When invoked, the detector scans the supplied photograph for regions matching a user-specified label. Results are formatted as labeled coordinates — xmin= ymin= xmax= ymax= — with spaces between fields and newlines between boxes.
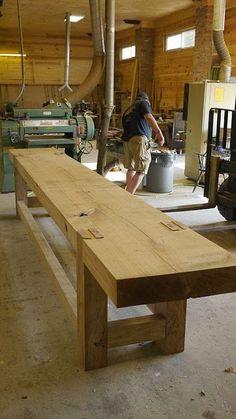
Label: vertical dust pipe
xmin=66 ymin=0 xmax=105 ymax=106
xmin=96 ymin=0 xmax=115 ymax=175
xmin=13 ymin=0 xmax=25 ymax=105
xmin=59 ymin=12 xmax=73 ymax=94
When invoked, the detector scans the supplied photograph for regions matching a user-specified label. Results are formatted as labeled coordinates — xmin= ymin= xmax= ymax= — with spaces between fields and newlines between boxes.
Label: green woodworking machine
xmin=0 ymin=101 xmax=94 ymax=192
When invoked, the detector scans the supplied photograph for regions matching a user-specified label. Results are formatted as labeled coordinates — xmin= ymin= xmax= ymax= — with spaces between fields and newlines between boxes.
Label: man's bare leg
xmin=126 ymin=172 xmax=144 ymax=194
xmin=125 ymin=169 xmax=135 ymax=190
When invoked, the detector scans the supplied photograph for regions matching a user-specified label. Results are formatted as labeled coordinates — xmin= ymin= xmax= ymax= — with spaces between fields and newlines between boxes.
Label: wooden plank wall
xmin=115 ymin=28 xmax=136 ymax=93
xmin=1 ymin=5 xmax=235 ymax=112
xmin=114 ymin=29 xmax=136 ymax=113
xmin=153 ymin=7 xmax=195 ymax=113
xmin=0 ymin=34 xmax=93 ymax=108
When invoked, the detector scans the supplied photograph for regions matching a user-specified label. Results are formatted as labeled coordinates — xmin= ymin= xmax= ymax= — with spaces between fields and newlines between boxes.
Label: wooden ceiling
xmin=0 ymin=0 xmax=194 ymax=37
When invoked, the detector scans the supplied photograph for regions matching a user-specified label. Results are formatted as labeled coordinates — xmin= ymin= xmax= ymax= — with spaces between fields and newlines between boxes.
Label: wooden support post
xmin=77 ymin=235 xmax=85 ymax=369
xmin=76 ymin=235 xmax=108 ymax=370
xmin=15 ymin=169 xmax=27 ymax=216
xmin=84 ymin=266 xmax=107 ymax=369
xmin=15 ymin=170 xmax=27 ymax=202
xmin=148 ymin=300 xmax=187 ymax=354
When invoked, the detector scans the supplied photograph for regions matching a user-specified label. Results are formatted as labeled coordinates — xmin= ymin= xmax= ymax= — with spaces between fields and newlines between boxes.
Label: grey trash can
xmin=146 ymin=151 xmax=175 ymax=193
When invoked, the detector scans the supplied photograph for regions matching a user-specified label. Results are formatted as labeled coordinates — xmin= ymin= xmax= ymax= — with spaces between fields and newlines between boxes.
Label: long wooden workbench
xmin=10 ymin=148 xmax=236 ymax=370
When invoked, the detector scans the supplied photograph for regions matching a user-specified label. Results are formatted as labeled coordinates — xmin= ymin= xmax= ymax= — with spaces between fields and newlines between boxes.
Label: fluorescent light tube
xmin=0 ymin=53 xmax=26 ymax=57
xmin=64 ymin=15 xmax=84 ymax=23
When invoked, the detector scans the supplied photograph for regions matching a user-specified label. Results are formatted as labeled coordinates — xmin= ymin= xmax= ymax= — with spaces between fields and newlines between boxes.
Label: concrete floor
xmin=0 ymin=151 xmax=236 ymax=419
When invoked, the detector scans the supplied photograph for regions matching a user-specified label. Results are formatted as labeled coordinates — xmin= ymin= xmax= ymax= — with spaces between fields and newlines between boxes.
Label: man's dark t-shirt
xmin=122 ymin=99 xmax=152 ymax=141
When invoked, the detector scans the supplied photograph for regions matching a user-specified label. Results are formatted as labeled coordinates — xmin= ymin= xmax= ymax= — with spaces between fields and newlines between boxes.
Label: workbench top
xmin=10 ymin=148 xmax=236 ymax=307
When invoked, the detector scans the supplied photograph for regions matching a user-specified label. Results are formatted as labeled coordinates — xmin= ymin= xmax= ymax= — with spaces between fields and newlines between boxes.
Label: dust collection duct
xmin=13 ymin=0 xmax=25 ymax=104
xmin=213 ymin=0 xmax=232 ymax=82
xmin=96 ymin=0 xmax=115 ymax=175
xmin=66 ymin=0 xmax=105 ymax=106
xmin=59 ymin=12 xmax=73 ymax=93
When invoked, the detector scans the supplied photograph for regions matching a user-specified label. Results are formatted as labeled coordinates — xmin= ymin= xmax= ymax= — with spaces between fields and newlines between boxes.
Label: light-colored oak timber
xmin=17 ymin=200 xmax=77 ymax=329
xmin=83 ymin=266 xmax=108 ymax=370
xmin=76 ymin=233 xmax=85 ymax=369
xmin=160 ymin=300 xmax=187 ymax=354
xmin=10 ymin=148 xmax=236 ymax=370
xmin=27 ymin=195 xmax=42 ymax=208
xmin=148 ymin=301 xmax=187 ymax=354
xmin=15 ymin=170 xmax=27 ymax=217
xmin=10 ymin=149 xmax=236 ymax=309
xmin=108 ymin=314 xmax=165 ymax=348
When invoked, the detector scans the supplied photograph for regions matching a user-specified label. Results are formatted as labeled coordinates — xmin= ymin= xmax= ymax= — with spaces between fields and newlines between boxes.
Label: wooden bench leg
xmin=15 ymin=170 xmax=27 ymax=216
xmin=148 ymin=300 xmax=187 ymax=354
xmin=77 ymin=262 xmax=108 ymax=371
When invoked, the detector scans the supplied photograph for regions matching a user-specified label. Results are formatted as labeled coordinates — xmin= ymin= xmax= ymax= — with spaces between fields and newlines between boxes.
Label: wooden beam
xmin=17 ymin=201 xmax=77 ymax=329
xmin=116 ymin=267 xmax=236 ymax=307
xmin=161 ymin=203 xmax=214 ymax=212
xmin=108 ymin=314 xmax=165 ymax=348
xmin=79 ymin=266 xmax=108 ymax=370
xmin=27 ymin=195 xmax=42 ymax=208
xmin=10 ymin=149 xmax=236 ymax=310
xmin=10 ymin=148 xmax=236 ymax=369
xmin=149 ymin=300 xmax=187 ymax=354
xmin=15 ymin=170 xmax=27 ymax=217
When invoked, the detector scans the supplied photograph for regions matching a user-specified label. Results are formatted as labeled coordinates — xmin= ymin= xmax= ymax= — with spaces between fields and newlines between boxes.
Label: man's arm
xmin=144 ymin=113 xmax=165 ymax=146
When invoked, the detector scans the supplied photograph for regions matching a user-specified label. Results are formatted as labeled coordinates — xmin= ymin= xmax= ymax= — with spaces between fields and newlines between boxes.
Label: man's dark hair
xmin=136 ymin=91 xmax=149 ymax=101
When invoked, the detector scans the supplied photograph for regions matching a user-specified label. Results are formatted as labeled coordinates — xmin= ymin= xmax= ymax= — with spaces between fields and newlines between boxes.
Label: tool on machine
xmin=0 ymin=100 xmax=95 ymax=192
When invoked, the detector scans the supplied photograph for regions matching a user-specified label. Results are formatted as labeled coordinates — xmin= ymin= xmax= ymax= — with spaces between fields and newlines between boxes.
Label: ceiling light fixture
xmin=0 ymin=53 xmax=26 ymax=57
xmin=64 ymin=15 xmax=84 ymax=23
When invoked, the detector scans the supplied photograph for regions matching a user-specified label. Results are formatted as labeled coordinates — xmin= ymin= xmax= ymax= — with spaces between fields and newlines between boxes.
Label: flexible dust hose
xmin=213 ymin=0 xmax=232 ymax=82
xmin=13 ymin=0 xmax=25 ymax=104
xmin=213 ymin=31 xmax=232 ymax=82
xmin=66 ymin=0 xmax=105 ymax=105
xmin=59 ymin=12 xmax=73 ymax=93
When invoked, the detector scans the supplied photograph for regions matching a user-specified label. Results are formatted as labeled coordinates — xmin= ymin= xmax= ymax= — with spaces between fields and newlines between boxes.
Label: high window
xmin=121 ymin=45 xmax=136 ymax=60
xmin=165 ymin=29 xmax=196 ymax=51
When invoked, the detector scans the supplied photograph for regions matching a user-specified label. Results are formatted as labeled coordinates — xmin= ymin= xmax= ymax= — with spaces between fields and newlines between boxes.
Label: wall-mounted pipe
xmin=59 ymin=12 xmax=73 ymax=94
xmin=213 ymin=0 xmax=232 ymax=82
xmin=66 ymin=0 xmax=105 ymax=106
xmin=13 ymin=0 xmax=25 ymax=104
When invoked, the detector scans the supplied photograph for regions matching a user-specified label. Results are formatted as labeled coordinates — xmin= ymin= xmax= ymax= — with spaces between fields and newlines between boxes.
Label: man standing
xmin=122 ymin=92 xmax=165 ymax=194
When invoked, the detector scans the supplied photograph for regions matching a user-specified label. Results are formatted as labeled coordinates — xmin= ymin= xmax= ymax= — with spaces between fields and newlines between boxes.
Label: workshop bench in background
xmin=10 ymin=148 xmax=236 ymax=370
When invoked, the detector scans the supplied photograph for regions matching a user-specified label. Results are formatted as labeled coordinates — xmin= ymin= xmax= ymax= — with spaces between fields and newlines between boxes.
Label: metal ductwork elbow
xmin=66 ymin=0 xmax=105 ymax=106
xmin=213 ymin=0 xmax=232 ymax=82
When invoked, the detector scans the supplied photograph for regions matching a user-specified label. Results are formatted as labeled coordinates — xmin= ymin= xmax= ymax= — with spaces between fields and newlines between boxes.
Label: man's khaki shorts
xmin=123 ymin=135 xmax=151 ymax=174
